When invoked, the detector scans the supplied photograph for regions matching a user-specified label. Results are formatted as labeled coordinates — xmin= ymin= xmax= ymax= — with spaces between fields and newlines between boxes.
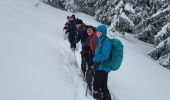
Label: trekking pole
xmin=91 ymin=69 xmax=95 ymax=97
xmin=73 ymin=50 xmax=76 ymax=60
xmin=85 ymin=83 xmax=89 ymax=96
xmin=73 ymin=50 xmax=79 ymax=68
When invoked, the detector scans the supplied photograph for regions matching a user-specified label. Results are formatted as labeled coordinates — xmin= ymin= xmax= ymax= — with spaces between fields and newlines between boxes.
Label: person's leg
xmin=69 ymin=33 xmax=75 ymax=49
xmin=101 ymin=72 xmax=111 ymax=100
xmin=72 ymin=43 xmax=76 ymax=49
xmin=81 ymin=46 xmax=90 ymax=76
xmin=81 ymin=53 xmax=86 ymax=76
xmin=83 ymin=46 xmax=93 ymax=69
xmin=93 ymin=71 xmax=104 ymax=100
xmin=81 ymin=47 xmax=89 ymax=77
xmin=86 ymin=68 xmax=94 ymax=91
xmin=71 ymin=43 xmax=74 ymax=49
xmin=71 ymin=34 xmax=76 ymax=49
xmin=68 ymin=33 xmax=73 ymax=48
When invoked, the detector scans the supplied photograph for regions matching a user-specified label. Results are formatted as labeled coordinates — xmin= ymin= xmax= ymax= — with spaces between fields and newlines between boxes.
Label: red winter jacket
xmin=89 ymin=33 xmax=98 ymax=56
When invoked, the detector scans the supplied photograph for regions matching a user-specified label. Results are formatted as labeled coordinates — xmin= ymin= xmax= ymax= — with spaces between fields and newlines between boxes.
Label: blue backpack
xmin=101 ymin=38 xmax=124 ymax=71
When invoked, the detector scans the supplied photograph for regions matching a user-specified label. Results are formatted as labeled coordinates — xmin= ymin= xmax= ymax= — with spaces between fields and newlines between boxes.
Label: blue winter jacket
xmin=93 ymin=35 xmax=112 ymax=72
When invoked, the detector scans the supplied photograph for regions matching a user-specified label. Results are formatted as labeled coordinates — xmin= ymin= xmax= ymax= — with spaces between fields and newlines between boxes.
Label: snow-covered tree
xmin=44 ymin=0 xmax=77 ymax=12
xmin=148 ymin=23 xmax=170 ymax=68
xmin=45 ymin=0 xmax=64 ymax=8
xmin=134 ymin=2 xmax=170 ymax=43
xmin=95 ymin=0 xmax=135 ymax=33
xmin=63 ymin=0 xmax=78 ymax=12
xmin=74 ymin=0 xmax=97 ymax=15
xmin=93 ymin=0 xmax=170 ymax=68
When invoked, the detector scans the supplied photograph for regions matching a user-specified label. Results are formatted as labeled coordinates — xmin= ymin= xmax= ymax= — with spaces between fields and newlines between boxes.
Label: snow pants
xmin=81 ymin=46 xmax=93 ymax=76
xmin=93 ymin=70 xmax=111 ymax=100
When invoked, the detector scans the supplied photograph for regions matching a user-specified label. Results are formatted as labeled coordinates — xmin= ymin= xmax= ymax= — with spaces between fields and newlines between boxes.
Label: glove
xmin=90 ymin=63 xmax=99 ymax=69
xmin=80 ymin=50 xmax=88 ymax=56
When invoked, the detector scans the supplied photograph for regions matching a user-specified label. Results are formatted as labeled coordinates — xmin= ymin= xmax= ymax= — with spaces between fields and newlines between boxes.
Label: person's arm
xmin=93 ymin=39 xmax=111 ymax=62
xmin=75 ymin=30 xmax=81 ymax=43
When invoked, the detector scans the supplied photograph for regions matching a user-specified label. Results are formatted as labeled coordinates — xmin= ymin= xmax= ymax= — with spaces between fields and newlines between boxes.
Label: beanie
xmin=96 ymin=25 xmax=107 ymax=35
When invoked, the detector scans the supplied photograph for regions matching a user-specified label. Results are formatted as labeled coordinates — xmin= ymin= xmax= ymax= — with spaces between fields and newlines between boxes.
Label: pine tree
xmin=63 ymin=0 xmax=78 ymax=12
xmin=148 ymin=22 xmax=170 ymax=68
xmin=44 ymin=0 xmax=77 ymax=12
xmin=134 ymin=1 xmax=170 ymax=43
xmin=74 ymin=0 xmax=97 ymax=15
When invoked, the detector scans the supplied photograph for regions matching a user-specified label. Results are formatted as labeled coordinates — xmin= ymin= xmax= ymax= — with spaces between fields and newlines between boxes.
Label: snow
xmin=110 ymin=34 xmax=170 ymax=100
xmin=156 ymin=37 xmax=170 ymax=49
xmin=151 ymin=5 xmax=170 ymax=18
xmin=115 ymin=0 xmax=123 ymax=11
xmin=120 ymin=12 xmax=134 ymax=26
xmin=155 ymin=23 xmax=170 ymax=39
xmin=125 ymin=3 xmax=135 ymax=13
xmin=1 ymin=0 xmax=170 ymax=100
xmin=0 ymin=0 xmax=89 ymax=100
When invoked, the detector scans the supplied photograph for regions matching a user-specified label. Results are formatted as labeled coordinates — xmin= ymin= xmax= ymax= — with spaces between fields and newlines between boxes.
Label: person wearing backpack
xmin=75 ymin=19 xmax=91 ymax=76
xmin=92 ymin=25 xmax=112 ymax=100
xmin=93 ymin=25 xmax=123 ymax=100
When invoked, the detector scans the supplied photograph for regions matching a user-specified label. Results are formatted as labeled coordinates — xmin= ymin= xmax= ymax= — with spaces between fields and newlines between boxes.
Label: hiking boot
xmin=93 ymin=91 xmax=103 ymax=100
xmin=103 ymin=92 xmax=111 ymax=100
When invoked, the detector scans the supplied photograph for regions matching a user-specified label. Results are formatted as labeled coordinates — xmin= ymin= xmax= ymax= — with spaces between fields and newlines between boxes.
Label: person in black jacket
xmin=63 ymin=16 xmax=71 ymax=35
xmin=75 ymin=19 xmax=91 ymax=76
xmin=67 ymin=15 xmax=77 ymax=50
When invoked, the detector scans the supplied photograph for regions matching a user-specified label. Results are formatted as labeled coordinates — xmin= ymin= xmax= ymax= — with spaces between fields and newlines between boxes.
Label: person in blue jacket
xmin=93 ymin=25 xmax=112 ymax=100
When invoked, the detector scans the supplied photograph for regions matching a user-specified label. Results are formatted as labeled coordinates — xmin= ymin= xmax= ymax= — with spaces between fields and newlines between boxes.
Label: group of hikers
xmin=63 ymin=14 xmax=124 ymax=100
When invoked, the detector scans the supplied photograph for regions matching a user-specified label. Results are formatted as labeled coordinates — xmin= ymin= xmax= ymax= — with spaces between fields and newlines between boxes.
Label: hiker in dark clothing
xmin=75 ymin=19 xmax=91 ymax=76
xmin=68 ymin=15 xmax=77 ymax=50
xmin=63 ymin=16 xmax=71 ymax=35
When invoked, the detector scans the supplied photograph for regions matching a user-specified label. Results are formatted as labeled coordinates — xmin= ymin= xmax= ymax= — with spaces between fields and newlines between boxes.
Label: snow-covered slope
xmin=0 ymin=0 xmax=88 ymax=100
xmin=0 ymin=0 xmax=170 ymax=100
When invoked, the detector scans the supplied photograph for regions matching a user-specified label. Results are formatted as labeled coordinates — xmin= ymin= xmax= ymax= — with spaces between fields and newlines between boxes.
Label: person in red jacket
xmin=85 ymin=25 xmax=99 ymax=92
xmin=86 ymin=25 xmax=98 ymax=56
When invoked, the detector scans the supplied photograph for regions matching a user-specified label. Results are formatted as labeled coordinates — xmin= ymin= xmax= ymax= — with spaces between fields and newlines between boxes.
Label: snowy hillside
xmin=0 ymin=0 xmax=170 ymax=100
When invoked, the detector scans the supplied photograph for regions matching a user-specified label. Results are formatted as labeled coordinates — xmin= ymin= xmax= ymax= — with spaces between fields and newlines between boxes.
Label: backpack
xmin=101 ymin=38 xmax=123 ymax=71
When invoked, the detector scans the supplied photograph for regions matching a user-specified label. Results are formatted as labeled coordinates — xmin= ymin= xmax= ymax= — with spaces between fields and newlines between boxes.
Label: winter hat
xmin=76 ymin=19 xmax=83 ymax=24
xmin=96 ymin=25 xmax=107 ymax=35
xmin=71 ymin=14 xmax=75 ymax=19
xmin=67 ymin=16 xmax=71 ymax=19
